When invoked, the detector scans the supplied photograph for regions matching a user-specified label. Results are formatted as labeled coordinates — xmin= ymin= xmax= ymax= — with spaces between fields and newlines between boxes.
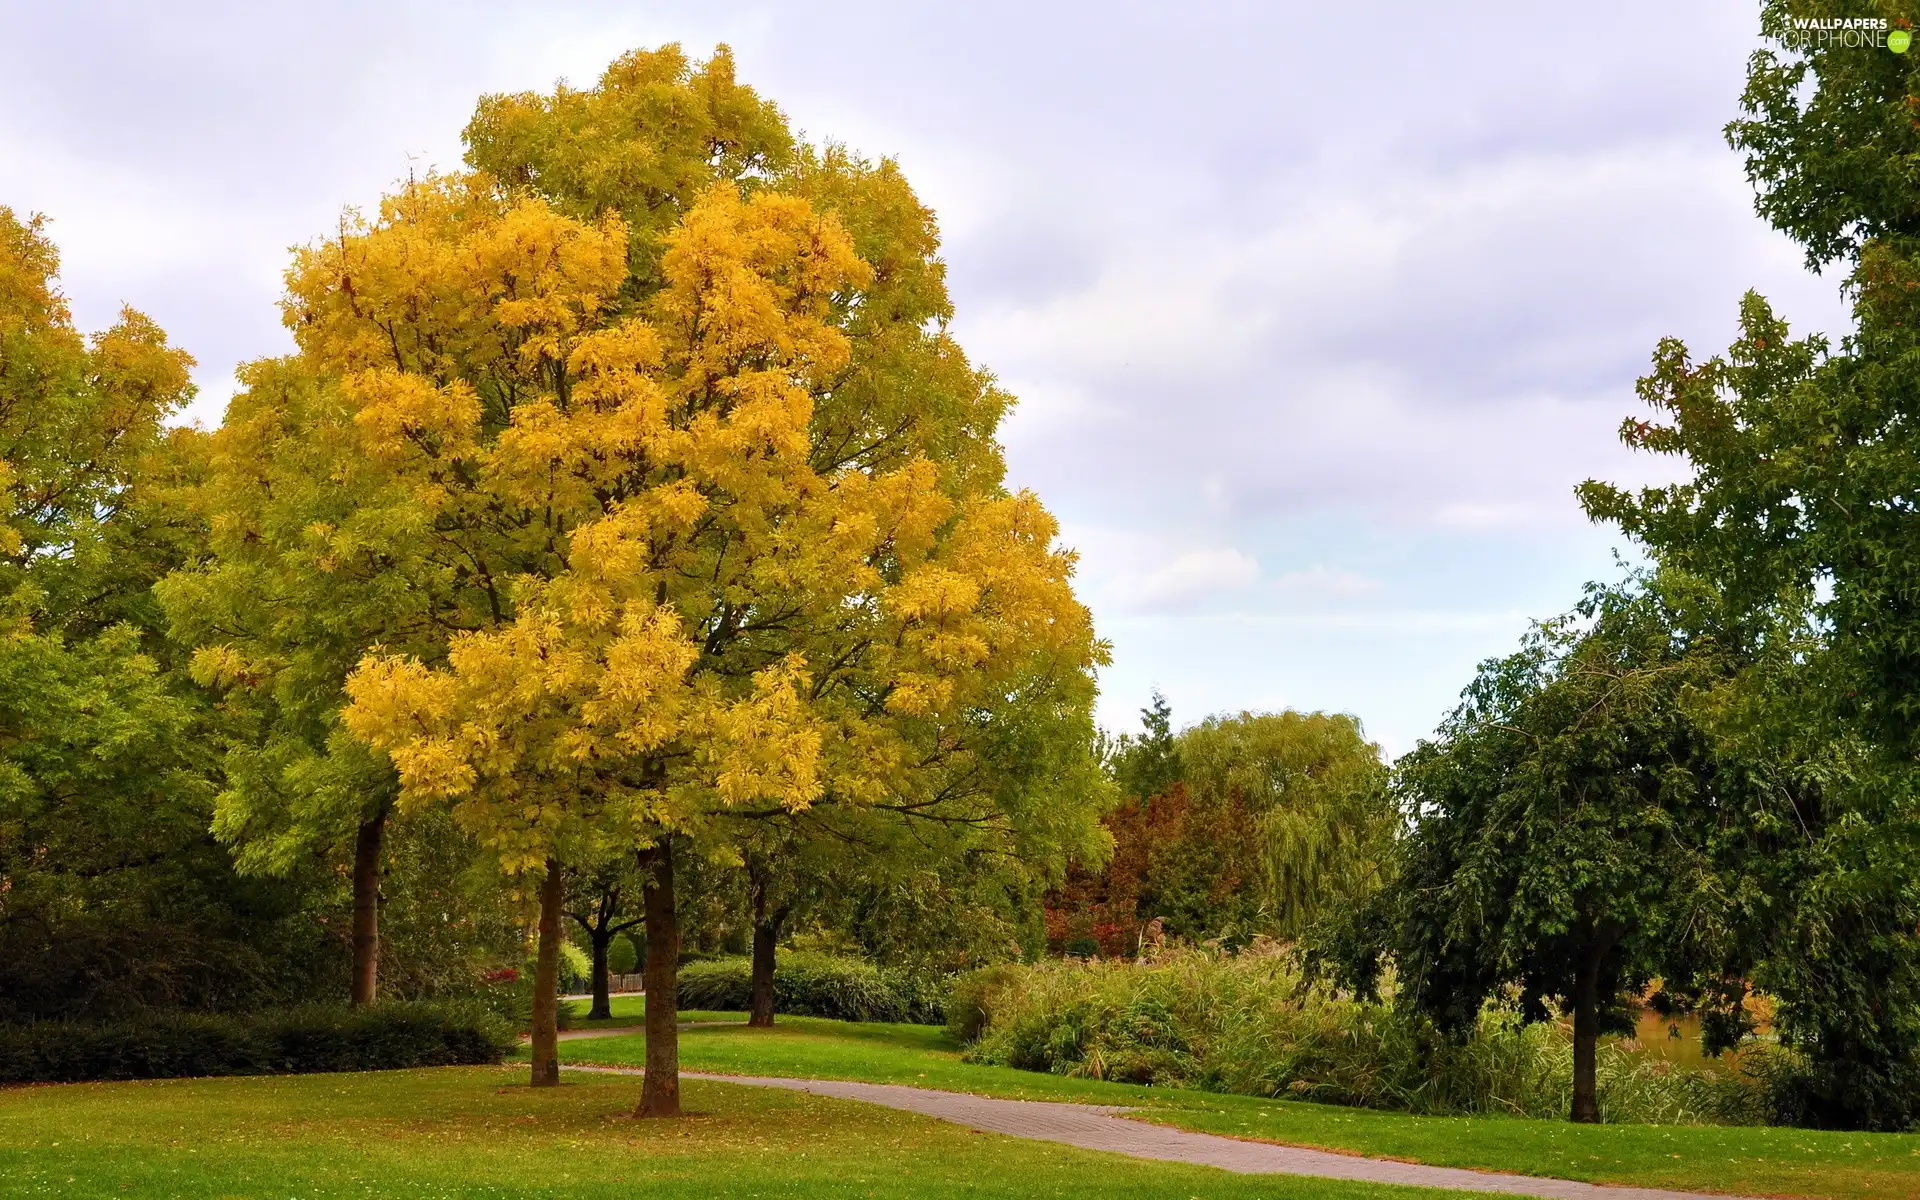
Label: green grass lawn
xmin=0 ymin=1065 xmax=1489 ymax=1199
xmin=8 ymin=1007 xmax=1916 ymax=1199
xmin=563 ymin=1015 xmax=1920 ymax=1200
xmin=569 ymin=994 xmax=740 ymax=1028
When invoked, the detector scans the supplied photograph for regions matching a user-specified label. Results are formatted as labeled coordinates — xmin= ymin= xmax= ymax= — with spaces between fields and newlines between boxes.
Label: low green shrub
xmin=0 ymin=1000 xmax=515 ymax=1084
xmin=954 ymin=949 xmax=1791 ymax=1126
xmin=607 ymin=934 xmax=640 ymax=976
xmin=677 ymin=952 xmax=944 ymax=1023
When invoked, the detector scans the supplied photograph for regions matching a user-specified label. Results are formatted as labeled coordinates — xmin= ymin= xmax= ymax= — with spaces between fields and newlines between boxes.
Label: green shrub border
xmin=0 ymin=1000 xmax=515 ymax=1084
xmin=676 ymin=953 xmax=945 ymax=1024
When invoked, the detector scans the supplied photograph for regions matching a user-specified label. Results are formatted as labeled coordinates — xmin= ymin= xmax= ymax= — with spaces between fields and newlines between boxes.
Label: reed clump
xmin=954 ymin=946 xmax=1793 ymax=1125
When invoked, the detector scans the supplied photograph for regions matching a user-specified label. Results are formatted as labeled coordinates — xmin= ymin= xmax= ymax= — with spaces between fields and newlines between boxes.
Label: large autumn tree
xmin=1578 ymin=1 xmax=1920 ymax=1129
xmin=176 ymin=46 xmax=1107 ymax=1113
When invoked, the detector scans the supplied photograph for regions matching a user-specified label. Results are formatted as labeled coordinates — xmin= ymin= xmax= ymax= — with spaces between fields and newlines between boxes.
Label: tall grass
xmin=953 ymin=948 xmax=1793 ymax=1125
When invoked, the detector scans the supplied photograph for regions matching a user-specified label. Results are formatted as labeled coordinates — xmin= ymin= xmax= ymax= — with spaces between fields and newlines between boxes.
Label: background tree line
xmin=1045 ymin=695 xmax=1396 ymax=958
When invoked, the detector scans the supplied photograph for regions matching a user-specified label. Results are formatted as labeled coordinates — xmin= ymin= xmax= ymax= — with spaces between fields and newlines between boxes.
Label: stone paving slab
xmin=568 ymin=1065 xmax=1766 ymax=1200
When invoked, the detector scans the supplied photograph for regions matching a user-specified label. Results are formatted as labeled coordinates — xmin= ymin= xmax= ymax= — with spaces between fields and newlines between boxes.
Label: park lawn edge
xmin=559 ymin=1017 xmax=1920 ymax=1200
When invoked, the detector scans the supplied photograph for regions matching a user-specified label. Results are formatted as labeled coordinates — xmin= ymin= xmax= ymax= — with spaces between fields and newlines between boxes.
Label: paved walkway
xmin=569 ymin=1066 xmax=1763 ymax=1200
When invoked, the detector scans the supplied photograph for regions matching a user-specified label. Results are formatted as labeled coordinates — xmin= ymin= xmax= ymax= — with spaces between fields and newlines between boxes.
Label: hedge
xmin=676 ymin=952 xmax=945 ymax=1024
xmin=0 ymin=1000 xmax=515 ymax=1084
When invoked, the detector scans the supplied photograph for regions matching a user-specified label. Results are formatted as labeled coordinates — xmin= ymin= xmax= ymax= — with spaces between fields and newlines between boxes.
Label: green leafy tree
xmin=1577 ymin=4 xmax=1920 ymax=1129
xmin=1177 ymin=710 xmax=1394 ymax=940
xmin=607 ymin=928 xmax=640 ymax=975
xmin=0 ymin=208 xmax=287 ymax=1017
xmin=159 ymin=359 xmax=413 ymax=1009
xmin=1108 ymin=691 xmax=1181 ymax=803
xmin=740 ymin=830 xmax=816 ymax=1027
xmin=1336 ymin=585 xmax=1748 ymax=1123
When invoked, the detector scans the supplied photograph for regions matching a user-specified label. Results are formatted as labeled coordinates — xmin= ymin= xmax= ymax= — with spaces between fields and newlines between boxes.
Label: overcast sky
xmin=0 ymin=1 xmax=1850 ymax=752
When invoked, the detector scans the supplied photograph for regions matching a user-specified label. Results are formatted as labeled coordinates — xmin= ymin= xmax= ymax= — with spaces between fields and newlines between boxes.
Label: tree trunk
xmin=748 ymin=863 xmax=776 ymax=1028
xmin=589 ymin=928 xmax=613 ymax=1021
xmin=529 ymin=858 xmax=564 ymax=1088
xmin=637 ymin=840 xmax=681 ymax=1117
xmin=750 ymin=923 xmax=777 ymax=1028
xmin=1570 ymin=947 xmax=1602 ymax=1124
xmin=349 ymin=814 xmax=384 ymax=1008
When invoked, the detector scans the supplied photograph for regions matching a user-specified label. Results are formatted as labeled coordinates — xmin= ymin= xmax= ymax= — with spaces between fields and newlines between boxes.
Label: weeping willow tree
xmin=1179 ymin=711 xmax=1397 ymax=939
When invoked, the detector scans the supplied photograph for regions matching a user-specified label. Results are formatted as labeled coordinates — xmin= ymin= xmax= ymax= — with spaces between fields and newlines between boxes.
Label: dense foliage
xmin=954 ymin=949 xmax=1782 ymax=1126
xmin=1328 ymin=584 xmax=1760 ymax=1123
xmin=676 ymin=952 xmax=943 ymax=1024
xmin=0 ymin=207 xmax=348 ymax=1021
xmin=149 ymin=45 xmax=1109 ymax=1107
xmin=1577 ymin=5 xmax=1920 ymax=1130
xmin=1049 ymin=699 xmax=1392 ymax=955
xmin=13 ymin=7 xmax=1920 ymax=1144
xmin=0 ymin=1001 xmax=513 ymax=1084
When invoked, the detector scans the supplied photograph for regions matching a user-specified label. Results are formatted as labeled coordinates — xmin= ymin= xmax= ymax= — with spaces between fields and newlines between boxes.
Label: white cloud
xmin=1110 ymin=547 xmax=1260 ymax=613
xmin=1272 ymin=565 xmax=1381 ymax=599
xmin=985 ymin=140 xmax=1839 ymax=535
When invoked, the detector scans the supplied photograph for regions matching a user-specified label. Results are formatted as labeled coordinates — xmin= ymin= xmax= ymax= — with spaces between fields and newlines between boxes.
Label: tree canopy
xmin=0 ymin=207 xmax=280 ymax=1019
xmin=1579 ymin=12 xmax=1920 ymax=1129
xmin=153 ymin=44 xmax=1110 ymax=1111
xmin=1334 ymin=584 xmax=1753 ymax=1123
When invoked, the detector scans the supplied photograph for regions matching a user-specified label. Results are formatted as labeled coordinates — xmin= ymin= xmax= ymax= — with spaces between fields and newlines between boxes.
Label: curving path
xmin=569 ymin=1066 xmax=1762 ymax=1200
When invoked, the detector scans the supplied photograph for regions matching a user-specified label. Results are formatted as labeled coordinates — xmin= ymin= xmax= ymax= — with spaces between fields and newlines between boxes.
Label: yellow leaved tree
xmin=160 ymin=47 xmax=796 ymax=1014
xmin=174 ymin=47 xmax=1109 ymax=1112
xmin=332 ymin=179 xmax=1101 ymax=1109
